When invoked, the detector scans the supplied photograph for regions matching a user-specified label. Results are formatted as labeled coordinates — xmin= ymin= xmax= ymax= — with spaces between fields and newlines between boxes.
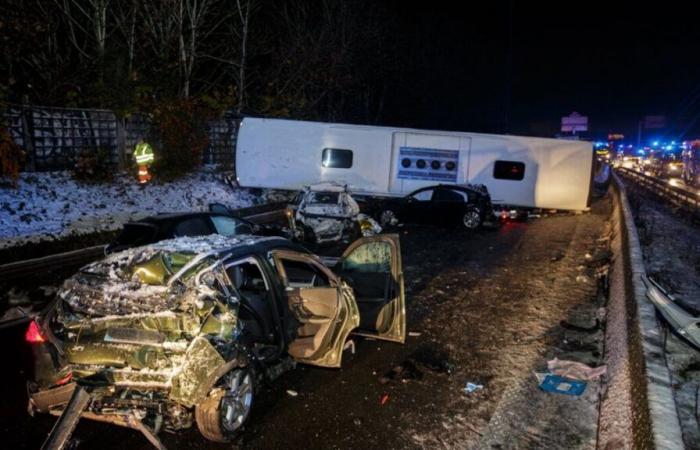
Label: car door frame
xmin=335 ymin=234 xmax=406 ymax=343
xmin=269 ymin=249 xmax=360 ymax=368
xmin=431 ymin=186 xmax=467 ymax=225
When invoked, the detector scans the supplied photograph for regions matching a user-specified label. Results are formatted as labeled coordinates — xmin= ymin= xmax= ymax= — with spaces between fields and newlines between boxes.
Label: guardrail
xmin=616 ymin=167 xmax=700 ymax=218
xmin=600 ymin=172 xmax=684 ymax=450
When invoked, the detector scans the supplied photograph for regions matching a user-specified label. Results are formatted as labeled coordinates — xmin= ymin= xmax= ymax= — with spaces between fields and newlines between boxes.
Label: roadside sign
xmin=561 ymin=112 xmax=588 ymax=133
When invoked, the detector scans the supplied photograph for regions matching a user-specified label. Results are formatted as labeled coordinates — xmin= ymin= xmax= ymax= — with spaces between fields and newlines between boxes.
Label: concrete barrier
xmin=598 ymin=173 xmax=683 ymax=449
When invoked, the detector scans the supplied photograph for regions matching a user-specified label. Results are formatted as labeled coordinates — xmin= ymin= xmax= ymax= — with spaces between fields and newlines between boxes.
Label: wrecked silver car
xmin=286 ymin=183 xmax=381 ymax=244
xmin=27 ymin=234 xmax=405 ymax=446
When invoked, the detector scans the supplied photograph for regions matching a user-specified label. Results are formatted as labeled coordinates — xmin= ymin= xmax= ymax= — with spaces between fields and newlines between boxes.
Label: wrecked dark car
xmin=375 ymin=184 xmax=495 ymax=230
xmin=106 ymin=211 xmax=277 ymax=254
xmin=27 ymin=234 xmax=405 ymax=446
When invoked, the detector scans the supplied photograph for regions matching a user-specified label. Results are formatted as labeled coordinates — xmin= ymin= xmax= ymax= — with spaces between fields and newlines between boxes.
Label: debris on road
xmin=380 ymin=393 xmax=390 ymax=406
xmin=286 ymin=390 xmax=299 ymax=397
xmin=547 ymin=358 xmax=607 ymax=381
xmin=343 ymin=340 xmax=356 ymax=354
xmin=408 ymin=331 xmax=422 ymax=337
xmin=463 ymin=382 xmax=484 ymax=394
xmin=535 ymin=372 xmax=587 ymax=396
xmin=643 ymin=275 xmax=700 ymax=348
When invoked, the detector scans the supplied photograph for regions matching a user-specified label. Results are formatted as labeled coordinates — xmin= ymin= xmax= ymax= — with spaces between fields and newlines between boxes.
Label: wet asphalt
xmin=0 ymin=204 xmax=609 ymax=449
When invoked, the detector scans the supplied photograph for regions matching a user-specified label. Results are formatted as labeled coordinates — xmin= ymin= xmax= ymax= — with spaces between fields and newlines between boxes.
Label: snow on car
xmin=286 ymin=182 xmax=381 ymax=244
xmin=26 ymin=234 xmax=405 ymax=446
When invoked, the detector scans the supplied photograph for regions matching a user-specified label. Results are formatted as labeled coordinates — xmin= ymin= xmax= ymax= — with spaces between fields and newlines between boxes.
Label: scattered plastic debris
xmin=547 ymin=358 xmax=607 ymax=381
xmin=380 ymin=393 xmax=390 ymax=405
xmin=343 ymin=340 xmax=356 ymax=354
xmin=408 ymin=331 xmax=422 ymax=337
xmin=535 ymin=372 xmax=587 ymax=395
xmin=463 ymin=382 xmax=483 ymax=393
xmin=286 ymin=390 xmax=298 ymax=397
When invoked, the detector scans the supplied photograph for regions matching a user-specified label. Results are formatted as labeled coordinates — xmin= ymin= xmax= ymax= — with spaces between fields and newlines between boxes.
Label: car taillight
xmin=25 ymin=320 xmax=46 ymax=344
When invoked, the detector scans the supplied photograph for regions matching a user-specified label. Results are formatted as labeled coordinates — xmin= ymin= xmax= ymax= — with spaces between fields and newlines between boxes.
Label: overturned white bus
xmin=235 ymin=117 xmax=595 ymax=211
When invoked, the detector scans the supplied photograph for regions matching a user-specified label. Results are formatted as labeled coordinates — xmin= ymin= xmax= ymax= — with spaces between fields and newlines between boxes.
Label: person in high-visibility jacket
xmin=134 ymin=139 xmax=154 ymax=184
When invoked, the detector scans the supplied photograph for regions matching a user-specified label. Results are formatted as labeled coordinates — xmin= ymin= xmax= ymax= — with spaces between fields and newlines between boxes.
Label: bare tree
xmin=176 ymin=0 xmax=222 ymax=97
xmin=54 ymin=0 xmax=111 ymax=83
xmin=112 ymin=0 xmax=138 ymax=78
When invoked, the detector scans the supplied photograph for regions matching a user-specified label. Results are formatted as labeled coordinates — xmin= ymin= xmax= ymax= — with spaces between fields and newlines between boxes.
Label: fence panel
xmin=2 ymin=105 xmax=237 ymax=172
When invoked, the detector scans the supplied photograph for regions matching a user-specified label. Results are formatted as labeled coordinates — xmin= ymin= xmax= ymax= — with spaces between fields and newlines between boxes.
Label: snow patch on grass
xmin=0 ymin=170 xmax=261 ymax=249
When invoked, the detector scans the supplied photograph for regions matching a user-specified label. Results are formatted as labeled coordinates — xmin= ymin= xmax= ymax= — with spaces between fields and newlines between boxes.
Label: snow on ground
xmin=0 ymin=169 xmax=262 ymax=249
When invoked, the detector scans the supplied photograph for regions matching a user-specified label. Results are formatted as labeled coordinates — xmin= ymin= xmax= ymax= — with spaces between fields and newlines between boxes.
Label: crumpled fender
xmin=170 ymin=337 xmax=231 ymax=407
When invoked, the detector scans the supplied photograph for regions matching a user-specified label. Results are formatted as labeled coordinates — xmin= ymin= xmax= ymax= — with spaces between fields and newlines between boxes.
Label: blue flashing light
xmin=665 ymin=145 xmax=673 ymax=151
xmin=637 ymin=149 xmax=646 ymax=155
xmin=652 ymin=141 xmax=660 ymax=146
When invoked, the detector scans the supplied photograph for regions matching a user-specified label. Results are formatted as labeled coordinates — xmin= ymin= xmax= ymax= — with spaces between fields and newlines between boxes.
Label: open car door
xmin=271 ymin=250 xmax=360 ymax=368
xmin=335 ymin=234 xmax=406 ymax=343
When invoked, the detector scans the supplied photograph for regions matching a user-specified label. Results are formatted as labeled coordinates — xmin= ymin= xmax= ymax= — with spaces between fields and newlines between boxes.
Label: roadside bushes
xmin=149 ymin=98 xmax=216 ymax=180
xmin=0 ymin=124 xmax=23 ymax=187
xmin=73 ymin=146 xmax=114 ymax=183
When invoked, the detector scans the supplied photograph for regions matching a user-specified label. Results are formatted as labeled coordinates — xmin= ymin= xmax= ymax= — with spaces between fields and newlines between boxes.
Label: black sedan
xmin=375 ymin=184 xmax=494 ymax=230
xmin=106 ymin=209 xmax=275 ymax=254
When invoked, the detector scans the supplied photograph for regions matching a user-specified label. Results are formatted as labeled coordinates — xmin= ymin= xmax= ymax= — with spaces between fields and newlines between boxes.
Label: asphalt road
xmin=0 ymin=196 xmax=612 ymax=449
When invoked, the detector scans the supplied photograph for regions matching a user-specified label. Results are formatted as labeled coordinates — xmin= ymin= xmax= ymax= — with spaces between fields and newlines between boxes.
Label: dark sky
xmin=381 ymin=1 xmax=700 ymax=140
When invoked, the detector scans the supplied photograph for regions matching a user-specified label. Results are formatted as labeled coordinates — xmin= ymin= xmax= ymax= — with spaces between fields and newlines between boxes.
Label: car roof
xmin=412 ymin=184 xmax=478 ymax=193
xmin=132 ymin=234 xmax=300 ymax=258
xmin=137 ymin=212 xmax=226 ymax=223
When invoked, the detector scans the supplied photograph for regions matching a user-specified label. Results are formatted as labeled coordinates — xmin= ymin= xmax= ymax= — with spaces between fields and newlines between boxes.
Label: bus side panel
xmin=533 ymin=140 xmax=593 ymax=210
xmin=236 ymin=119 xmax=325 ymax=189
xmin=466 ymin=136 xmax=537 ymax=206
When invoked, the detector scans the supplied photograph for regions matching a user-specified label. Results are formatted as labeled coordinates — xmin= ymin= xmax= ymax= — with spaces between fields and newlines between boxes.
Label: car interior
xmin=274 ymin=255 xmax=340 ymax=360
xmin=225 ymin=259 xmax=275 ymax=345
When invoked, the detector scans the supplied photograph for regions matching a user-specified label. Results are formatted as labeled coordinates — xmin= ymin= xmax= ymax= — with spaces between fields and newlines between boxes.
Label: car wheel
xmin=462 ymin=207 xmax=482 ymax=230
xmin=380 ymin=210 xmax=397 ymax=227
xmin=195 ymin=365 xmax=255 ymax=443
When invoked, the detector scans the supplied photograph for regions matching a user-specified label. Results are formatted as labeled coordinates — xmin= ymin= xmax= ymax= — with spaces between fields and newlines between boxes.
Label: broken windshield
xmin=307 ymin=192 xmax=340 ymax=204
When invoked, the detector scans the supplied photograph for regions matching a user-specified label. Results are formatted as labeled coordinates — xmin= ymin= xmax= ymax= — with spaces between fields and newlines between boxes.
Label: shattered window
xmin=307 ymin=192 xmax=340 ymax=204
xmin=211 ymin=216 xmax=253 ymax=236
xmin=342 ymin=242 xmax=392 ymax=273
xmin=131 ymin=252 xmax=196 ymax=285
